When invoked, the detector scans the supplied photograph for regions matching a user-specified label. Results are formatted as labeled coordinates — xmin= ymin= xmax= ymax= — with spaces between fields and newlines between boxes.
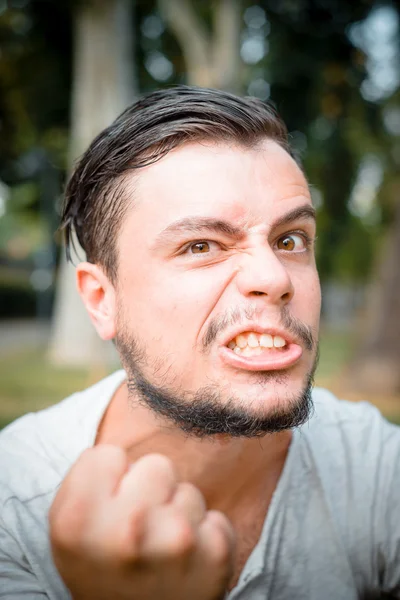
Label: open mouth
xmin=227 ymin=331 xmax=287 ymax=357
xmin=219 ymin=330 xmax=303 ymax=372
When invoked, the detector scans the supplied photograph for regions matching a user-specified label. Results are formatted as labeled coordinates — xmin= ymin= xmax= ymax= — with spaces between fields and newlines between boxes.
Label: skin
xmin=52 ymin=139 xmax=321 ymax=595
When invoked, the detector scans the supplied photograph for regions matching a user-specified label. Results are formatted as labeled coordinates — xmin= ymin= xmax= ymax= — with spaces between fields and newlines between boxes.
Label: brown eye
xmin=191 ymin=241 xmax=210 ymax=254
xmin=277 ymin=234 xmax=305 ymax=251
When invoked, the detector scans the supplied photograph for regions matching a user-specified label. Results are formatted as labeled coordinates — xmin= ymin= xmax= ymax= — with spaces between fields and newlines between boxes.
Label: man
xmin=0 ymin=86 xmax=399 ymax=599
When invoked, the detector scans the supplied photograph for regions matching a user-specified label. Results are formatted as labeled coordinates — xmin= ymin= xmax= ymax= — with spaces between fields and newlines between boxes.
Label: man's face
xmin=113 ymin=140 xmax=321 ymax=436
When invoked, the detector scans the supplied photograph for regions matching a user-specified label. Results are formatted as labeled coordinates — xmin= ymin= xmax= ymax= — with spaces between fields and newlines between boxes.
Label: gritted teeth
xmin=227 ymin=331 xmax=287 ymax=354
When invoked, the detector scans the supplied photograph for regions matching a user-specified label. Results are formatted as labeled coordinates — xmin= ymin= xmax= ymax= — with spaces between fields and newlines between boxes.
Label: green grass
xmin=0 ymin=416 xmax=13 ymax=431
xmin=0 ymin=347 xmax=114 ymax=429
xmin=315 ymin=327 xmax=358 ymax=383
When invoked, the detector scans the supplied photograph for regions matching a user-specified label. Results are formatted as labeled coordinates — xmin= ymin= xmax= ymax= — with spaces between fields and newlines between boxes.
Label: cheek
xmin=309 ymin=269 xmax=322 ymax=309
xmin=119 ymin=262 xmax=231 ymax=350
xmin=293 ymin=268 xmax=321 ymax=317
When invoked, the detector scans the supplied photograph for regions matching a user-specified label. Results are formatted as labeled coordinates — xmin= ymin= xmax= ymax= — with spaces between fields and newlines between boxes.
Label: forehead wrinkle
xmin=234 ymin=199 xmax=315 ymax=236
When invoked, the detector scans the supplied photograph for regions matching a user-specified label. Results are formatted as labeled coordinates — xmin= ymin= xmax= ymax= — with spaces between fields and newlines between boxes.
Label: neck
xmin=96 ymin=382 xmax=292 ymax=512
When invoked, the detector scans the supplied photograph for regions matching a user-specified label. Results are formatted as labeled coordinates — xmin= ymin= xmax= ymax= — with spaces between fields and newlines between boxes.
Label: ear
xmin=76 ymin=262 xmax=116 ymax=340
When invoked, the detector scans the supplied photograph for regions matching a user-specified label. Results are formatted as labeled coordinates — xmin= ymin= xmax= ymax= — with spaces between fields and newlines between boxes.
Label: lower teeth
xmin=233 ymin=346 xmax=281 ymax=356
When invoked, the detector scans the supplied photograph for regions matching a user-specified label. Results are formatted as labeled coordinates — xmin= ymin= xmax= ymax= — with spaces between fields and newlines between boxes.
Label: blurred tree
xmin=0 ymin=0 xmax=71 ymax=320
xmin=48 ymin=0 xmax=137 ymax=365
xmin=0 ymin=0 xmax=71 ymax=166
xmin=158 ymin=0 xmax=242 ymax=91
xmin=353 ymin=187 xmax=400 ymax=394
xmin=350 ymin=89 xmax=400 ymax=394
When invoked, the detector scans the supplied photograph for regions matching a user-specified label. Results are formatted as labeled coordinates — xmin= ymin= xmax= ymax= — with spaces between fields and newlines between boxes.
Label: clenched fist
xmin=49 ymin=445 xmax=235 ymax=600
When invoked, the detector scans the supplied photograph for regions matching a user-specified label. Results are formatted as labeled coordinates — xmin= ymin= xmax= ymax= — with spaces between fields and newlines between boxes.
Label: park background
xmin=0 ymin=0 xmax=399 ymax=430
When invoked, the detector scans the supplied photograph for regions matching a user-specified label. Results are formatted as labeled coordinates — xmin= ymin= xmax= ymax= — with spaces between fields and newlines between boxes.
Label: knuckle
xmin=111 ymin=507 xmax=145 ymax=561
xmin=212 ymin=533 xmax=232 ymax=567
xmin=131 ymin=454 xmax=178 ymax=497
xmin=169 ymin=514 xmax=196 ymax=557
xmin=208 ymin=510 xmax=234 ymax=536
xmin=176 ymin=481 xmax=203 ymax=500
xmin=173 ymin=483 xmax=206 ymax=524
xmin=137 ymin=453 xmax=176 ymax=476
xmin=204 ymin=512 xmax=235 ymax=567
xmin=88 ymin=444 xmax=128 ymax=471
xmin=66 ymin=445 xmax=128 ymax=487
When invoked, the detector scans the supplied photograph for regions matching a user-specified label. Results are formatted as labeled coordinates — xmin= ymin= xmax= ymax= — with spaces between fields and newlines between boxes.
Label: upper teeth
xmin=228 ymin=332 xmax=287 ymax=351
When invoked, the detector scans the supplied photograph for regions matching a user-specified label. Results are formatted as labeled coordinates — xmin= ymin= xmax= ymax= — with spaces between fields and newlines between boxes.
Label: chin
xmin=223 ymin=367 xmax=312 ymax=407
xmin=224 ymin=363 xmax=306 ymax=389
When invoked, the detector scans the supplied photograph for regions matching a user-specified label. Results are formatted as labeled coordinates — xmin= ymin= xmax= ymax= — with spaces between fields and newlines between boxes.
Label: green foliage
xmin=0 ymin=1 xmax=72 ymax=166
xmin=7 ymin=181 xmax=38 ymax=211
xmin=0 ymin=181 xmax=49 ymax=258
xmin=330 ymin=216 xmax=379 ymax=282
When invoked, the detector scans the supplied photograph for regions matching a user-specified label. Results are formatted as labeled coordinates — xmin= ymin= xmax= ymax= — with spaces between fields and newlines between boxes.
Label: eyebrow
xmin=153 ymin=204 xmax=316 ymax=247
xmin=153 ymin=217 xmax=244 ymax=246
xmin=271 ymin=204 xmax=316 ymax=230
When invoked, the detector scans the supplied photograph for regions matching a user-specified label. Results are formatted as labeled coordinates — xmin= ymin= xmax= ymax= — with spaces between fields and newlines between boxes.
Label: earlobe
xmin=76 ymin=262 xmax=116 ymax=340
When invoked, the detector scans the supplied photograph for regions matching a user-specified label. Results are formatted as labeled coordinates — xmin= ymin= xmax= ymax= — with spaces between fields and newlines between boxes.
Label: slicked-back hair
xmin=61 ymin=85 xmax=293 ymax=283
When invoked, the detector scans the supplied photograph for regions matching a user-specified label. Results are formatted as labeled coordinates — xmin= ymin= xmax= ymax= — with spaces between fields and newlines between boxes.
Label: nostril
xmin=251 ymin=290 xmax=266 ymax=296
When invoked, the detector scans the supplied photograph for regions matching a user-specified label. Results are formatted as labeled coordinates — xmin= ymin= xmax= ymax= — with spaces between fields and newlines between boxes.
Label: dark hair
xmin=61 ymin=85 xmax=292 ymax=282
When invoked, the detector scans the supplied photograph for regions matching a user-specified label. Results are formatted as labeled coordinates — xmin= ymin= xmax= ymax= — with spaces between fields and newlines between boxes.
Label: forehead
xmin=123 ymin=140 xmax=311 ymax=234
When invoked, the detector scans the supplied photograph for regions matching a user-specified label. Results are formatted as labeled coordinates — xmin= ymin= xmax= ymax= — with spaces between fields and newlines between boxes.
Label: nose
xmin=235 ymin=246 xmax=294 ymax=305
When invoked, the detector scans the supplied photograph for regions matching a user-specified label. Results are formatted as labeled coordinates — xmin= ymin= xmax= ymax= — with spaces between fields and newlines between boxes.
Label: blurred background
xmin=0 ymin=0 xmax=399 ymax=430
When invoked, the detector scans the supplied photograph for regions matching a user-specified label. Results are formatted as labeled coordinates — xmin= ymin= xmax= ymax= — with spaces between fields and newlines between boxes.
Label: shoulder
xmin=306 ymin=388 xmax=400 ymax=438
xmin=0 ymin=369 xmax=126 ymax=506
xmin=299 ymin=387 xmax=400 ymax=502
xmin=303 ymin=386 xmax=400 ymax=460
xmin=292 ymin=389 xmax=400 ymax=590
xmin=309 ymin=388 xmax=400 ymax=437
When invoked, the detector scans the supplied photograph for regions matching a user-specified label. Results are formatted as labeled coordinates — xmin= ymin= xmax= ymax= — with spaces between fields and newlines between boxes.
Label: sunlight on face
xmin=114 ymin=140 xmax=321 ymax=422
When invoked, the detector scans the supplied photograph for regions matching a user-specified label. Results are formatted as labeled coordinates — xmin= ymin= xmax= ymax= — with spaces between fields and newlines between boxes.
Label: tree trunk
xmin=48 ymin=0 xmax=136 ymax=366
xmin=158 ymin=0 xmax=242 ymax=92
xmin=351 ymin=192 xmax=400 ymax=395
xmin=212 ymin=0 xmax=242 ymax=92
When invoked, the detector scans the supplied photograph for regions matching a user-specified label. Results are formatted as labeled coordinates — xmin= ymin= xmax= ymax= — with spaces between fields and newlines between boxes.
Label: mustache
xmin=202 ymin=305 xmax=315 ymax=352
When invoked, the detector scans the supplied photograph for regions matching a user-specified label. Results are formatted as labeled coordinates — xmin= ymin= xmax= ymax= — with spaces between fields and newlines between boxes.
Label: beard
xmin=114 ymin=307 xmax=319 ymax=439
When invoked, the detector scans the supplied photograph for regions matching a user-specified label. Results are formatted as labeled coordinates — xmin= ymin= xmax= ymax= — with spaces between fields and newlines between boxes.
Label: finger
xmin=84 ymin=455 xmax=179 ymax=560
xmin=68 ymin=445 xmax=130 ymax=497
xmin=50 ymin=445 xmax=129 ymax=542
xmin=170 ymin=482 xmax=207 ymax=528
xmin=138 ymin=504 xmax=196 ymax=561
xmin=115 ymin=453 xmax=178 ymax=512
xmin=197 ymin=510 xmax=236 ymax=572
xmin=204 ymin=510 xmax=236 ymax=549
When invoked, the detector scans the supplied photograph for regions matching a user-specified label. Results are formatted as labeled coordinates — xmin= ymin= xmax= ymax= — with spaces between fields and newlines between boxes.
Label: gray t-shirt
xmin=1 ymin=370 xmax=400 ymax=599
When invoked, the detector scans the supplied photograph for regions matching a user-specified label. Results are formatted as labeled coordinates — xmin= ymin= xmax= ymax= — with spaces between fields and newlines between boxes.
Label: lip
xmin=218 ymin=343 xmax=303 ymax=372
